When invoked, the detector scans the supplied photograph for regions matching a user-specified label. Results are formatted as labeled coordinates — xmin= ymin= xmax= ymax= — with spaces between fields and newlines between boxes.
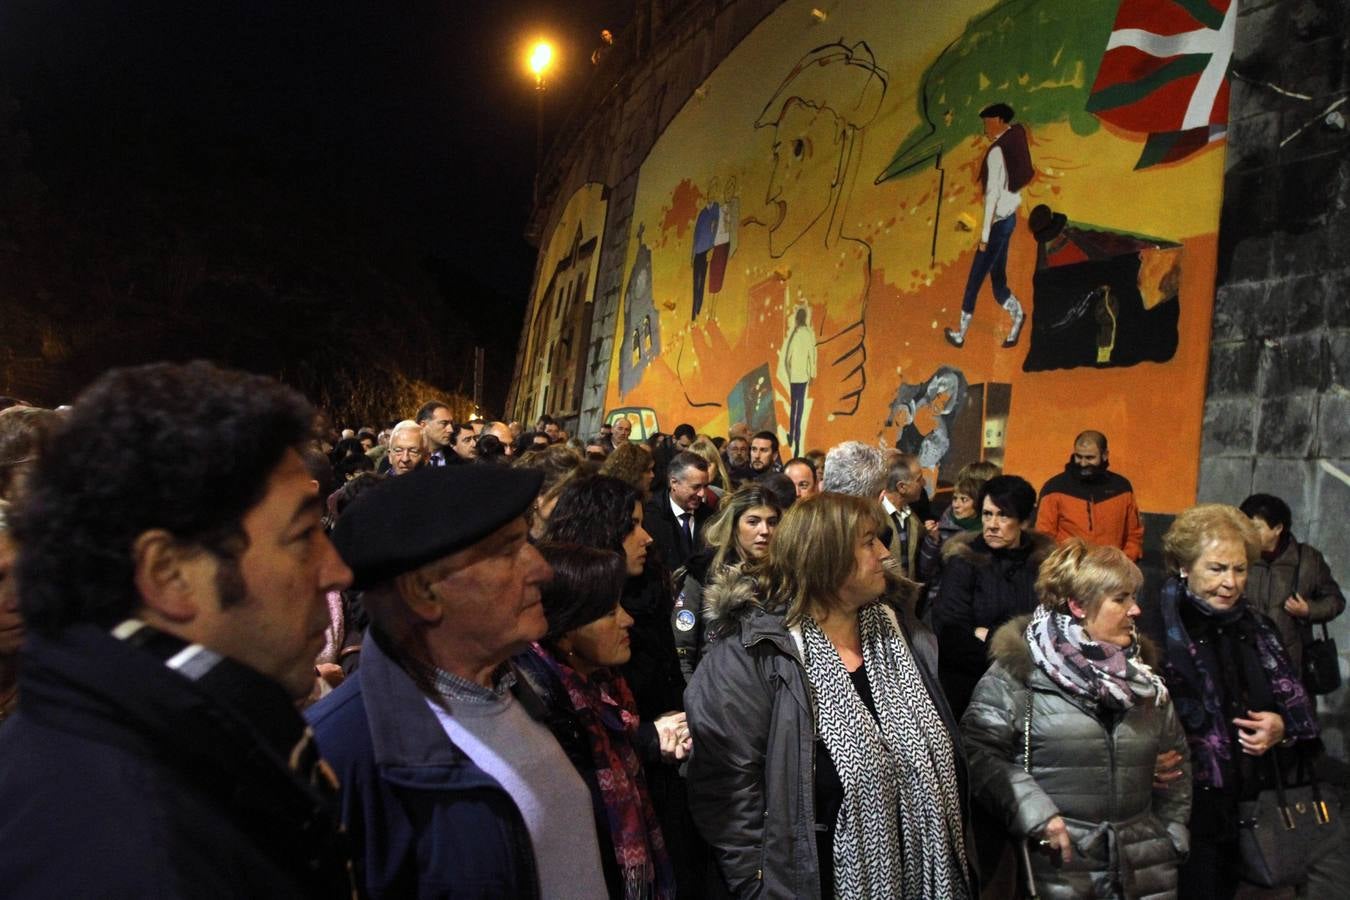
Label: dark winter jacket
xmin=685 ymin=571 xmax=970 ymax=899
xmin=643 ymin=490 xmax=713 ymax=573
xmin=933 ymin=530 xmax=1055 ymax=717
xmin=0 ymin=623 xmax=351 ymax=899
xmin=1246 ymin=536 xmax=1345 ymax=673
xmin=962 ymin=617 xmax=1190 ymax=899
xmin=306 ymin=629 xmax=540 ymax=899
xmin=1036 ymin=465 xmax=1144 ymax=560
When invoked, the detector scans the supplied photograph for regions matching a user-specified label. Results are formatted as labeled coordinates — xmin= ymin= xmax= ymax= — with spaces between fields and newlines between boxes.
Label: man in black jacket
xmin=644 ymin=451 xmax=713 ymax=572
xmin=0 ymin=361 xmax=355 ymax=898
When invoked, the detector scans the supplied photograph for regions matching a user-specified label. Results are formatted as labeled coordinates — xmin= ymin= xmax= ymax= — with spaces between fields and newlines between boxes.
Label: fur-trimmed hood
xmin=941 ymin=528 xmax=1055 ymax=568
xmin=988 ymin=614 xmax=1162 ymax=684
xmin=702 ymin=564 xmax=924 ymax=642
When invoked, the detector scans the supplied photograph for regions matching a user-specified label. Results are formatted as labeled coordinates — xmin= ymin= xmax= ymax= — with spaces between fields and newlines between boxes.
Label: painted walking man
xmin=946 ymin=102 xmax=1033 ymax=349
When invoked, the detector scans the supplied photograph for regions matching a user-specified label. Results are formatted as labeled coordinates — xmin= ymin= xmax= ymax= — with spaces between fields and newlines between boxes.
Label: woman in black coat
xmin=932 ymin=475 xmax=1054 ymax=720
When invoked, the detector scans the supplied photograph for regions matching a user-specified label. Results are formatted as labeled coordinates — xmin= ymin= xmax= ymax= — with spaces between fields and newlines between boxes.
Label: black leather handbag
xmin=1238 ymin=751 xmax=1342 ymax=888
xmin=1303 ymin=622 xmax=1342 ymax=695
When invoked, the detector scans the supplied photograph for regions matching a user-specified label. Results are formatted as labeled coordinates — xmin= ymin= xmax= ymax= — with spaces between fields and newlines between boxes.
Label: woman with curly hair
xmin=1157 ymin=504 xmax=1324 ymax=898
xmin=600 ymin=441 xmax=656 ymax=500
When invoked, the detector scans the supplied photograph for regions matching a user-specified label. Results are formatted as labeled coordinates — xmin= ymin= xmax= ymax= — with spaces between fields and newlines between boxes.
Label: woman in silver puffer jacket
xmin=962 ymin=539 xmax=1191 ymax=899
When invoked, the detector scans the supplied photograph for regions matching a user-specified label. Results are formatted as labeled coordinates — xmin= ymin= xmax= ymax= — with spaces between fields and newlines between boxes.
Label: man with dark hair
xmin=536 ymin=414 xmax=563 ymax=444
xmin=644 ymin=451 xmax=712 ymax=571
xmin=415 ymin=400 xmax=455 ymax=466
xmin=1240 ymin=492 xmax=1345 ymax=676
xmin=1035 ymin=429 xmax=1143 ymax=560
xmin=307 ymin=466 xmax=606 ymax=898
xmin=0 ymin=361 xmax=353 ymax=896
xmin=945 ymin=102 xmax=1032 ymax=349
xmin=748 ymin=430 xmax=782 ymax=479
xmin=672 ymin=423 xmax=696 ymax=450
xmin=446 ymin=421 xmax=477 ymax=463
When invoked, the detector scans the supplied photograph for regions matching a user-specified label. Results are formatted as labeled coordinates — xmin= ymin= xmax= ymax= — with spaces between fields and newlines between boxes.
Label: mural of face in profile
xmin=753 ymin=41 xmax=887 ymax=418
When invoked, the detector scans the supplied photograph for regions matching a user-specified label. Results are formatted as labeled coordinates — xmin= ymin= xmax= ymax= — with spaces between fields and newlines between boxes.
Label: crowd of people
xmin=0 ymin=363 xmax=1345 ymax=899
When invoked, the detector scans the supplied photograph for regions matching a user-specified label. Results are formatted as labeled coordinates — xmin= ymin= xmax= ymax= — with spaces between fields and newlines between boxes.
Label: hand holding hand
xmin=1284 ymin=593 xmax=1311 ymax=618
xmin=1233 ymin=710 xmax=1285 ymax=756
xmin=1153 ymin=749 xmax=1185 ymax=789
xmin=654 ymin=712 xmax=692 ymax=762
xmin=1038 ymin=816 xmax=1073 ymax=863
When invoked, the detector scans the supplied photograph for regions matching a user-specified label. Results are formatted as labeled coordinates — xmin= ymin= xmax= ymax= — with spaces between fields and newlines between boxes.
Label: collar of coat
xmin=987 ymin=613 xmax=1161 ymax=684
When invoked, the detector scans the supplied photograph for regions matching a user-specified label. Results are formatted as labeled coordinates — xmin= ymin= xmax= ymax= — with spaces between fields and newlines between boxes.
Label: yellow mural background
xmin=603 ymin=0 xmax=1224 ymax=512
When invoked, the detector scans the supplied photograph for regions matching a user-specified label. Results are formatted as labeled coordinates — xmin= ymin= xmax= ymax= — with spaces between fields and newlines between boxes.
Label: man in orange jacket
xmin=1035 ymin=430 xmax=1144 ymax=560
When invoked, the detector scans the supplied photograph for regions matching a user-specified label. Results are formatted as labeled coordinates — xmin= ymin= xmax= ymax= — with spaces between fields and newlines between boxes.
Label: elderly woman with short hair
xmin=686 ymin=492 xmax=973 ymax=899
xmin=1158 ymin=504 xmax=1321 ymax=898
xmin=962 ymin=539 xmax=1191 ymax=898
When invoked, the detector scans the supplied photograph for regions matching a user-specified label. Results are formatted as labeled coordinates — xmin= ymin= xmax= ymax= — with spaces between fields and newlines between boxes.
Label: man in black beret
xmin=307 ymin=466 xmax=608 ymax=899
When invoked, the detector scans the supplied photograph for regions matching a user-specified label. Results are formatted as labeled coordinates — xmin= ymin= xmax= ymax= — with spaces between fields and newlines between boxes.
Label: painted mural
xmin=602 ymin=0 xmax=1232 ymax=512
xmin=518 ymin=183 xmax=608 ymax=427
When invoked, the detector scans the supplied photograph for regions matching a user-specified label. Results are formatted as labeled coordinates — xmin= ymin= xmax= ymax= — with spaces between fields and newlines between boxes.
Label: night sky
xmin=0 ymin=0 xmax=631 ymax=413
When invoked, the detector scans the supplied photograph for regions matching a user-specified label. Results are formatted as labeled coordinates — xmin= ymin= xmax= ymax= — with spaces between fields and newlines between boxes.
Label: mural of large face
xmin=767 ymin=99 xmax=842 ymax=256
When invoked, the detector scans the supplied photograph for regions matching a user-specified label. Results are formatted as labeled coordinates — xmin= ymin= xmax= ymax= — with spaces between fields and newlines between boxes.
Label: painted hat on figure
xmin=1028 ymin=204 xmax=1068 ymax=243
xmin=331 ymin=465 xmax=543 ymax=589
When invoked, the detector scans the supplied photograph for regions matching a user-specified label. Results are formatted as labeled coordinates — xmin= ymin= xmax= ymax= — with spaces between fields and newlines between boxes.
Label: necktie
xmin=680 ymin=512 xmax=693 ymax=552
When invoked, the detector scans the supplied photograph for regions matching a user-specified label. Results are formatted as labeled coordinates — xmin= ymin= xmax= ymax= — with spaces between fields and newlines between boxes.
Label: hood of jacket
xmin=941 ymin=528 xmax=1055 ymax=568
xmin=988 ymin=614 xmax=1162 ymax=683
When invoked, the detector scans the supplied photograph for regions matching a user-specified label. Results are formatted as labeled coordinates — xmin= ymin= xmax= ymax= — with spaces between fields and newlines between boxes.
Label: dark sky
xmin=0 ymin=0 xmax=631 ymax=310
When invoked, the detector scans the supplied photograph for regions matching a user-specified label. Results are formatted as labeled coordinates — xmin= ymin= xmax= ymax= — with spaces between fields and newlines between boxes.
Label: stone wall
xmin=1198 ymin=0 xmax=1350 ymax=756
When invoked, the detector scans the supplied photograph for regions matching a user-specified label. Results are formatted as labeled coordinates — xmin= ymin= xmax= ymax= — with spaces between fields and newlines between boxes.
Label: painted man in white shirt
xmin=945 ymin=102 xmax=1034 ymax=350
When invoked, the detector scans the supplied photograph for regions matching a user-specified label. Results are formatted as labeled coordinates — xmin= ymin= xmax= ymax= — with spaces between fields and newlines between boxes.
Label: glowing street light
xmin=526 ymin=39 xmax=557 ymax=208
xmin=528 ymin=41 xmax=554 ymax=88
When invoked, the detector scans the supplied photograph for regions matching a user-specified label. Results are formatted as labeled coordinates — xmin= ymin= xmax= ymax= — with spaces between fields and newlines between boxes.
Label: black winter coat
xmin=932 ymin=530 xmax=1054 ymax=717
xmin=0 ymin=623 xmax=350 ymax=899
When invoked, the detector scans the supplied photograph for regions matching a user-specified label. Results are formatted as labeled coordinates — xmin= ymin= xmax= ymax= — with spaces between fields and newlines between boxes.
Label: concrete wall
xmin=1197 ymin=0 xmax=1350 ymax=756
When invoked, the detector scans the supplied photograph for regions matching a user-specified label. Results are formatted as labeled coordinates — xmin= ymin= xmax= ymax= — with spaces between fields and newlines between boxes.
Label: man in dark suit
xmin=643 ymin=451 xmax=713 ymax=572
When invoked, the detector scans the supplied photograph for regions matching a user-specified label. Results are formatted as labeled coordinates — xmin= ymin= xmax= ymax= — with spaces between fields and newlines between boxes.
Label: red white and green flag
xmin=1087 ymin=0 xmax=1236 ymax=169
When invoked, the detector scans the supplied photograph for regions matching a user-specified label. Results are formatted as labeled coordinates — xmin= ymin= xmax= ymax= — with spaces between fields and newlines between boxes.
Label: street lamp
xmin=527 ymin=39 xmax=555 ymax=208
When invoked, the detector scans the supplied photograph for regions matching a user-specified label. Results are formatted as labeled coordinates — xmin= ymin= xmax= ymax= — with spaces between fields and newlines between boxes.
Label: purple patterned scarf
xmin=1158 ymin=577 xmax=1318 ymax=788
xmin=1026 ymin=605 xmax=1167 ymax=710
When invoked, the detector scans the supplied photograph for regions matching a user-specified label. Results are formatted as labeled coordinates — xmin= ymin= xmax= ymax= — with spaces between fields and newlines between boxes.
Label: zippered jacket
xmin=962 ymin=616 xmax=1190 ymax=899
xmin=1036 ymin=466 xmax=1144 ymax=560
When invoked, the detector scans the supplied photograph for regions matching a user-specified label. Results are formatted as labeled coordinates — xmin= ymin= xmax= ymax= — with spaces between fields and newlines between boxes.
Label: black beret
xmin=331 ymin=465 xmax=544 ymax=589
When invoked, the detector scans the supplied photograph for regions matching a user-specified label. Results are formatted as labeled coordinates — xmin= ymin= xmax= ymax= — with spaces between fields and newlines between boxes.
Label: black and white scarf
xmin=801 ymin=602 xmax=970 ymax=900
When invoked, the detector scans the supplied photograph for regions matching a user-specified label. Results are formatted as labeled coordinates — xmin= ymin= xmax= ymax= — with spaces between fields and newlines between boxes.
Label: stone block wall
xmin=1198 ymin=0 xmax=1350 ymax=756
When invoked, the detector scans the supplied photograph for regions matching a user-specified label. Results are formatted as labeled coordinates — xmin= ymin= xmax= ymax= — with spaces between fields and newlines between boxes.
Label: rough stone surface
xmin=1255 ymin=392 xmax=1319 ymax=456
xmin=1207 ymin=340 xmax=1262 ymax=396
xmin=1201 ymin=397 xmax=1257 ymax=457
xmin=1196 ymin=455 xmax=1256 ymax=505
xmin=1259 ymin=332 xmax=1326 ymax=395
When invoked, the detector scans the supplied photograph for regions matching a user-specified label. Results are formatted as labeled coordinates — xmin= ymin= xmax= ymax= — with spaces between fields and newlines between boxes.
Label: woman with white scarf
xmin=962 ymin=539 xmax=1191 ymax=898
xmin=686 ymin=492 xmax=973 ymax=899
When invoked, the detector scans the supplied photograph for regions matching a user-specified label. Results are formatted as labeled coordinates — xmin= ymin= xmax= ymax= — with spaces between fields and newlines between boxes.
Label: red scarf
xmin=530 ymin=644 xmax=675 ymax=899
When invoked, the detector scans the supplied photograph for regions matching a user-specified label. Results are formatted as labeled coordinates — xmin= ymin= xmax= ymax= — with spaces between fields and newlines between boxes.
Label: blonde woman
xmin=688 ymin=437 xmax=733 ymax=505
xmin=962 ymin=539 xmax=1190 ymax=898
xmin=686 ymin=493 xmax=972 ymax=899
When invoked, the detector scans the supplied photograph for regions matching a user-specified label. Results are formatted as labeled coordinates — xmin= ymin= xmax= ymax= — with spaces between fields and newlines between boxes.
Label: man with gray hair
xmin=384 ymin=420 xmax=426 ymax=477
xmin=644 ymin=451 xmax=712 ymax=571
xmin=307 ymin=465 xmax=607 ymax=897
xmin=821 ymin=440 xmax=887 ymax=498
xmin=820 ymin=440 xmax=935 ymax=666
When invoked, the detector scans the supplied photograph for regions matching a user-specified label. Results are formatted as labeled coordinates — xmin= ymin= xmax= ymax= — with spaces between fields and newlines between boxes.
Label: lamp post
xmin=528 ymin=40 xmax=555 ymax=209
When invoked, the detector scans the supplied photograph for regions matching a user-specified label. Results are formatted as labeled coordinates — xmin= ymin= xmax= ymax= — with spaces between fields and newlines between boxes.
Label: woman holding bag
xmin=1156 ymin=504 xmax=1328 ymax=898
xmin=962 ymin=539 xmax=1191 ymax=898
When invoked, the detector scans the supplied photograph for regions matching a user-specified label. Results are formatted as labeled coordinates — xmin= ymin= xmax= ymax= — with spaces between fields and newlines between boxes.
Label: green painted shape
xmin=1171 ymin=0 xmax=1226 ymax=31
xmin=875 ymin=0 xmax=1119 ymax=184
xmin=1084 ymin=53 xmax=1210 ymax=113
